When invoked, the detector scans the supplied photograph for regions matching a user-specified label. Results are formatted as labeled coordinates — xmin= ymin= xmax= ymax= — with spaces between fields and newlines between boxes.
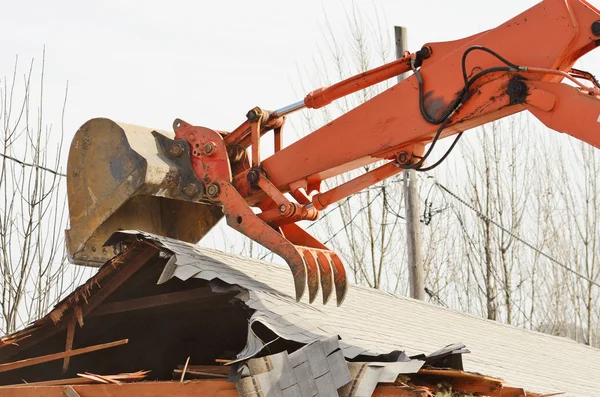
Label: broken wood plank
xmin=78 ymin=373 xmax=121 ymax=385
xmin=90 ymin=287 xmax=217 ymax=317
xmin=0 ymin=339 xmax=128 ymax=373
xmin=180 ymin=356 xmax=191 ymax=383
xmin=62 ymin=316 xmax=77 ymax=374
xmin=0 ymin=377 xmax=94 ymax=387
xmin=0 ymin=371 xmax=150 ymax=388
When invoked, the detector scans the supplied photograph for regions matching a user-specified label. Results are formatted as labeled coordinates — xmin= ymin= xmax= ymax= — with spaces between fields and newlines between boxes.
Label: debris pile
xmin=0 ymin=231 xmax=590 ymax=396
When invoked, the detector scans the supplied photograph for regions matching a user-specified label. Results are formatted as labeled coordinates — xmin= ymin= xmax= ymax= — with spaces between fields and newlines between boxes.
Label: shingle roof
xmin=116 ymin=231 xmax=600 ymax=397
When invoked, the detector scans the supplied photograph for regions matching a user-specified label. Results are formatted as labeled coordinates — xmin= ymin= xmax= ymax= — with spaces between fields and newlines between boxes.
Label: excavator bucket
xmin=65 ymin=117 xmax=347 ymax=306
xmin=65 ymin=118 xmax=224 ymax=266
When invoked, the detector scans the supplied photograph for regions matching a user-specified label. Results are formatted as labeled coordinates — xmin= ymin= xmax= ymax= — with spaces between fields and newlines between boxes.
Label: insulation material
xmin=339 ymin=361 xmax=424 ymax=397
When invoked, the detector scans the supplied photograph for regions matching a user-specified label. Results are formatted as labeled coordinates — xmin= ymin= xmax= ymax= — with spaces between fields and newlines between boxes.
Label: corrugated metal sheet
xmin=114 ymin=231 xmax=600 ymax=397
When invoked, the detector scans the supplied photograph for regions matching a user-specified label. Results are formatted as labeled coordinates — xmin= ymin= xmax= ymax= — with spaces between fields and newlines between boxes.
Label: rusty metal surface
xmin=104 ymin=231 xmax=600 ymax=397
xmin=65 ymin=118 xmax=223 ymax=266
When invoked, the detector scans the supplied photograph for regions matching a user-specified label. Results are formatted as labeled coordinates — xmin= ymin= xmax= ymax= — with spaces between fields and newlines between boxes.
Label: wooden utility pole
xmin=395 ymin=26 xmax=425 ymax=300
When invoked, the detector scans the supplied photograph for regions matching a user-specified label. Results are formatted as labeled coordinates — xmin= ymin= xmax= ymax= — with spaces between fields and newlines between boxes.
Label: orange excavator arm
xmin=66 ymin=0 xmax=600 ymax=306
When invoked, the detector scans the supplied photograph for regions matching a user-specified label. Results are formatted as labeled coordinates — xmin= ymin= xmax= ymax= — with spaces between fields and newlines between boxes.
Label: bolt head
xmin=170 ymin=144 xmax=184 ymax=157
xmin=207 ymin=184 xmax=220 ymax=197
xmin=278 ymin=204 xmax=287 ymax=213
xmin=507 ymin=81 xmax=525 ymax=96
xmin=183 ymin=183 xmax=199 ymax=197
xmin=247 ymin=170 xmax=260 ymax=183
xmin=246 ymin=109 xmax=260 ymax=122
xmin=203 ymin=142 xmax=216 ymax=155
xmin=189 ymin=134 xmax=196 ymax=142
xmin=592 ymin=21 xmax=600 ymax=36
xmin=396 ymin=151 xmax=410 ymax=165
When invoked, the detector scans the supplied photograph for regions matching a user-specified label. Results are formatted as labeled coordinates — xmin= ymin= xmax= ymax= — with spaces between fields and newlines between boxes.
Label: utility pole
xmin=395 ymin=26 xmax=425 ymax=300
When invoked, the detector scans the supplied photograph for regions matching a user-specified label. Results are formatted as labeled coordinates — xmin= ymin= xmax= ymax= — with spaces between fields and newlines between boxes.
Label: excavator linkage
xmin=67 ymin=0 xmax=600 ymax=305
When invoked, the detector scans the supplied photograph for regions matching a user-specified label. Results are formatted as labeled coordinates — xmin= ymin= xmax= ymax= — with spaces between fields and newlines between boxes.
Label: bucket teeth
xmin=328 ymin=252 xmax=348 ymax=306
xmin=280 ymin=223 xmax=348 ymax=306
xmin=313 ymin=251 xmax=334 ymax=304
xmin=286 ymin=250 xmax=308 ymax=302
xmin=299 ymin=249 xmax=320 ymax=304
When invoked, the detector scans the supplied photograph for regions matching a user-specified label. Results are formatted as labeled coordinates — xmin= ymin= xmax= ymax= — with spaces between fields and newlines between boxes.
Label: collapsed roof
xmin=0 ymin=231 xmax=598 ymax=396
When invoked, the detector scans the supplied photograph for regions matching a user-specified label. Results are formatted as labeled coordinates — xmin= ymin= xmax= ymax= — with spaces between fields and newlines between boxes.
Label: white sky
xmin=3 ymin=0 xmax=600 ymax=264
xmin=1 ymin=0 xmax=561 ymax=146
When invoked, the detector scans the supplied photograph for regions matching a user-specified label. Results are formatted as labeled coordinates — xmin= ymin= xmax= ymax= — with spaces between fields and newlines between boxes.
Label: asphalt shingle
xmin=116 ymin=231 xmax=600 ymax=397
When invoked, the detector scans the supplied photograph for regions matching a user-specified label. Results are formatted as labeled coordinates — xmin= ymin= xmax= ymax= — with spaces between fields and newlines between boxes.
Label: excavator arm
xmin=66 ymin=0 xmax=600 ymax=306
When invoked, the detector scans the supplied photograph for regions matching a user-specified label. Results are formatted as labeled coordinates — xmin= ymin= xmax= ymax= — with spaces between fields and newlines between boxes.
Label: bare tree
xmin=553 ymin=140 xmax=600 ymax=346
xmin=0 ymin=52 xmax=91 ymax=334
xmin=291 ymin=3 xmax=410 ymax=291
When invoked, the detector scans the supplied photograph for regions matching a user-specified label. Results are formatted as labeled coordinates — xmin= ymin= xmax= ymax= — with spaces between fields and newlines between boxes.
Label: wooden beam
xmin=0 ymin=380 xmax=470 ymax=397
xmin=0 ymin=371 xmax=150 ymax=388
xmin=0 ymin=377 xmax=94 ymax=387
xmin=0 ymin=339 xmax=128 ymax=374
xmin=62 ymin=316 xmax=77 ymax=374
xmin=90 ymin=287 xmax=219 ymax=317
xmin=0 ymin=379 xmax=239 ymax=397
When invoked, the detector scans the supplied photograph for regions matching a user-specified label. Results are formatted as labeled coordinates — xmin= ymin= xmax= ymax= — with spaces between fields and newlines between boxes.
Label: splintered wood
xmin=76 ymin=371 xmax=150 ymax=385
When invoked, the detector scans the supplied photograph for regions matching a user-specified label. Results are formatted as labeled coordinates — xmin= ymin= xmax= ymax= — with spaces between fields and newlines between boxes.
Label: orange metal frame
xmin=172 ymin=0 xmax=600 ymax=305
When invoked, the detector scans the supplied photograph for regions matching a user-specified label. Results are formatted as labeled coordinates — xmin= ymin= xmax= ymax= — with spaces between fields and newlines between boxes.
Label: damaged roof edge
xmin=99 ymin=230 xmax=600 ymax=396
xmin=2 ymin=230 xmax=598 ymax=396
xmin=107 ymin=231 xmax=370 ymax=361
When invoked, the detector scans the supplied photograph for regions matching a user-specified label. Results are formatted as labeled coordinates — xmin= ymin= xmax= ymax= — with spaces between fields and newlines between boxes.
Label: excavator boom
xmin=66 ymin=0 xmax=600 ymax=305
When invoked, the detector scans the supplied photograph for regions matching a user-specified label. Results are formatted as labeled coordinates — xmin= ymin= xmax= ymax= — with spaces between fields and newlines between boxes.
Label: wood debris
xmin=77 ymin=370 xmax=149 ymax=385
xmin=0 ymin=371 xmax=149 ymax=388
xmin=179 ymin=356 xmax=191 ymax=383
xmin=78 ymin=370 xmax=150 ymax=384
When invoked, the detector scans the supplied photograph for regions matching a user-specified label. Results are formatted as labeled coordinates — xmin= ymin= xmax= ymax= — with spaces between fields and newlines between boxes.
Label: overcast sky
xmin=3 ymin=0 xmax=600 ymax=259
xmin=2 ymin=0 xmax=569 ymax=145
xmin=4 ymin=0 xmax=600 ymax=147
